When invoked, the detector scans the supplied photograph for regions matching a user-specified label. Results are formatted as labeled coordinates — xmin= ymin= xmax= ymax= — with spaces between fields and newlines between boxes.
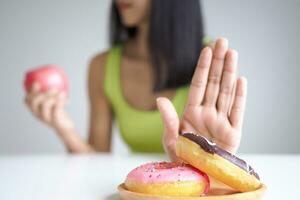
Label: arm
xmin=25 ymin=82 xmax=94 ymax=153
xmin=57 ymin=52 xmax=113 ymax=152
xmin=24 ymin=53 xmax=113 ymax=153
xmin=87 ymin=53 xmax=113 ymax=152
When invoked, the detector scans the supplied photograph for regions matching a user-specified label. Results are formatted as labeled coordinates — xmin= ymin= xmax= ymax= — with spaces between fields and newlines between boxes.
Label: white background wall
xmin=0 ymin=0 xmax=299 ymax=155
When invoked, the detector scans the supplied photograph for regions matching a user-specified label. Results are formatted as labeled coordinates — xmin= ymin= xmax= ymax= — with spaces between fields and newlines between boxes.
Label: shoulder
xmin=88 ymin=45 xmax=121 ymax=77
xmin=89 ymin=51 xmax=109 ymax=76
xmin=88 ymin=50 xmax=110 ymax=96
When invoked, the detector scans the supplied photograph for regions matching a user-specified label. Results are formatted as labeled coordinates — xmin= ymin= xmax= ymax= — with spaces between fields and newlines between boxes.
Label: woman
xmin=25 ymin=0 xmax=247 ymax=160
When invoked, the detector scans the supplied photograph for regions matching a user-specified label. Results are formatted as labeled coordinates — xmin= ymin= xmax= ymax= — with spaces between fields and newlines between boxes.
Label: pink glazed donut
xmin=124 ymin=162 xmax=209 ymax=197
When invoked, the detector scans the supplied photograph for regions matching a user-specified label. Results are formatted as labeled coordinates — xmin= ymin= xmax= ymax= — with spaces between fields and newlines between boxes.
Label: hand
xmin=157 ymin=38 xmax=247 ymax=161
xmin=24 ymin=83 xmax=74 ymax=131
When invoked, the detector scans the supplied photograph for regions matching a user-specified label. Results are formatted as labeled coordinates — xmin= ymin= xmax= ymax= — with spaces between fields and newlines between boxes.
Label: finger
xmin=40 ymin=96 xmax=57 ymax=123
xmin=157 ymin=97 xmax=179 ymax=139
xmin=52 ymin=92 xmax=67 ymax=121
xmin=27 ymin=83 xmax=40 ymax=98
xmin=31 ymin=89 xmax=58 ymax=118
xmin=29 ymin=93 xmax=47 ymax=116
xmin=25 ymin=83 xmax=40 ymax=105
xmin=157 ymin=97 xmax=179 ymax=160
xmin=229 ymin=77 xmax=247 ymax=129
xmin=204 ymin=38 xmax=229 ymax=106
xmin=217 ymin=49 xmax=238 ymax=115
xmin=187 ymin=47 xmax=212 ymax=106
xmin=228 ymin=81 xmax=237 ymax=117
xmin=29 ymin=82 xmax=40 ymax=93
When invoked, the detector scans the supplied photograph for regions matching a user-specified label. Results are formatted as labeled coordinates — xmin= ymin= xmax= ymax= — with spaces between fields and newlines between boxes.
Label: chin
xmin=121 ymin=20 xmax=139 ymax=28
xmin=120 ymin=14 xmax=141 ymax=27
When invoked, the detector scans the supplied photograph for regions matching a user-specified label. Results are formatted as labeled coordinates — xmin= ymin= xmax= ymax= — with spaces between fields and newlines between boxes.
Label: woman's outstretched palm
xmin=157 ymin=38 xmax=247 ymax=161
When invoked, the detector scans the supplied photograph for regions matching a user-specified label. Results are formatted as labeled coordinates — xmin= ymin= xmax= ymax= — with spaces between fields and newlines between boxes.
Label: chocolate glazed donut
xmin=176 ymin=132 xmax=262 ymax=192
xmin=180 ymin=133 xmax=260 ymax=180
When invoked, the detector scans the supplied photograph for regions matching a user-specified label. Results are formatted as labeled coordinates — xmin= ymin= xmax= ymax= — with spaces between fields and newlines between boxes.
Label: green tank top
xmin=104 ymin=45 xmax=189 ymax=152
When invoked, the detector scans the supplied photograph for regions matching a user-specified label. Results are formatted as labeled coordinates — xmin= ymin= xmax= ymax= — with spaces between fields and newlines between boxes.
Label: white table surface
xmin=0 ymin=154 xmax=299 ymax=200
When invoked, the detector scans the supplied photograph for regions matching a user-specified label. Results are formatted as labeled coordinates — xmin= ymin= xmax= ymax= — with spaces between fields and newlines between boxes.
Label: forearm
xmin=55 ymin=126 xmax=95 ymax=153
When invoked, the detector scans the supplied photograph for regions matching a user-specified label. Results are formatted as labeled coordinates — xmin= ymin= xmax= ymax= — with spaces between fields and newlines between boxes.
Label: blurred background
xmin=0 ymin=0 xmax=299 ymax=154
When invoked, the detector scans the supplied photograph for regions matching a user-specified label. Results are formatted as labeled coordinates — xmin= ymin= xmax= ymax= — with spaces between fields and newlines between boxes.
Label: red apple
xmin=24 ymin=64 xmax=69 ymax=93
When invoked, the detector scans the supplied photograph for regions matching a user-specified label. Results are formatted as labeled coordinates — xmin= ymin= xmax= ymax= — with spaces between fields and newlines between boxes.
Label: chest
xmin=120 ymin=57 xmax=175 ymax=111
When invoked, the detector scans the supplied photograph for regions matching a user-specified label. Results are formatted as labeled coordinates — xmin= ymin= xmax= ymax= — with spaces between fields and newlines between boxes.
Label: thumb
xmin=157 ymin=97 xmax=179 ymax=161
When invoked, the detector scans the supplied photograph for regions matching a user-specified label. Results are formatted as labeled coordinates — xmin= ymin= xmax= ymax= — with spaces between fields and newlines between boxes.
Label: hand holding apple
xmin=24 ymin=64 xmax=74 ymax=131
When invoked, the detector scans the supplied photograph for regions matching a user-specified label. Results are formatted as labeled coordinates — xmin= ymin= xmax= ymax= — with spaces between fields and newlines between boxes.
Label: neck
xmin=127 ymin=22 xmax=150 ymax=60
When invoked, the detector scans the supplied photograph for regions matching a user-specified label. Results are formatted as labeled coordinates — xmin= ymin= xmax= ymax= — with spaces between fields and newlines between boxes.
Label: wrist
xmin=53 ymin=123 xmax=75 ymax=135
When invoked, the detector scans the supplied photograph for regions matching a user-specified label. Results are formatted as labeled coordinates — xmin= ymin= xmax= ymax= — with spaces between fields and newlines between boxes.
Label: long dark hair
xmin=110 ymin=0 xmax=205 ymax=90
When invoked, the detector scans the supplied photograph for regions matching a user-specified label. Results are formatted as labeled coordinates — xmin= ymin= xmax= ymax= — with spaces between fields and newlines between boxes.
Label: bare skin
xmin=24 ymin=0 xmax=171 ymax=153
xmin=24 ymin=0 xmax=247 ymax=157
xmin=24 ymin=30 xmax=176 ymax=153
xmin=157 ymin=38 xmax=247 ymax=161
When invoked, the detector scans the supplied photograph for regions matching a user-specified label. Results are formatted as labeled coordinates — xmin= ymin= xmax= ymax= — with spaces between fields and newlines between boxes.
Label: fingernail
xmin=156 ymin=97 xmax=163 ymax=102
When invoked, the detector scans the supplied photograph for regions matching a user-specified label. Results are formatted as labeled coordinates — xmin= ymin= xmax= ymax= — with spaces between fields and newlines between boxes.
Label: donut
xmin=176 ymin=132 xmax=261 ymax=192
xmin=124 ymin=161 xmax=210 ymax=197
